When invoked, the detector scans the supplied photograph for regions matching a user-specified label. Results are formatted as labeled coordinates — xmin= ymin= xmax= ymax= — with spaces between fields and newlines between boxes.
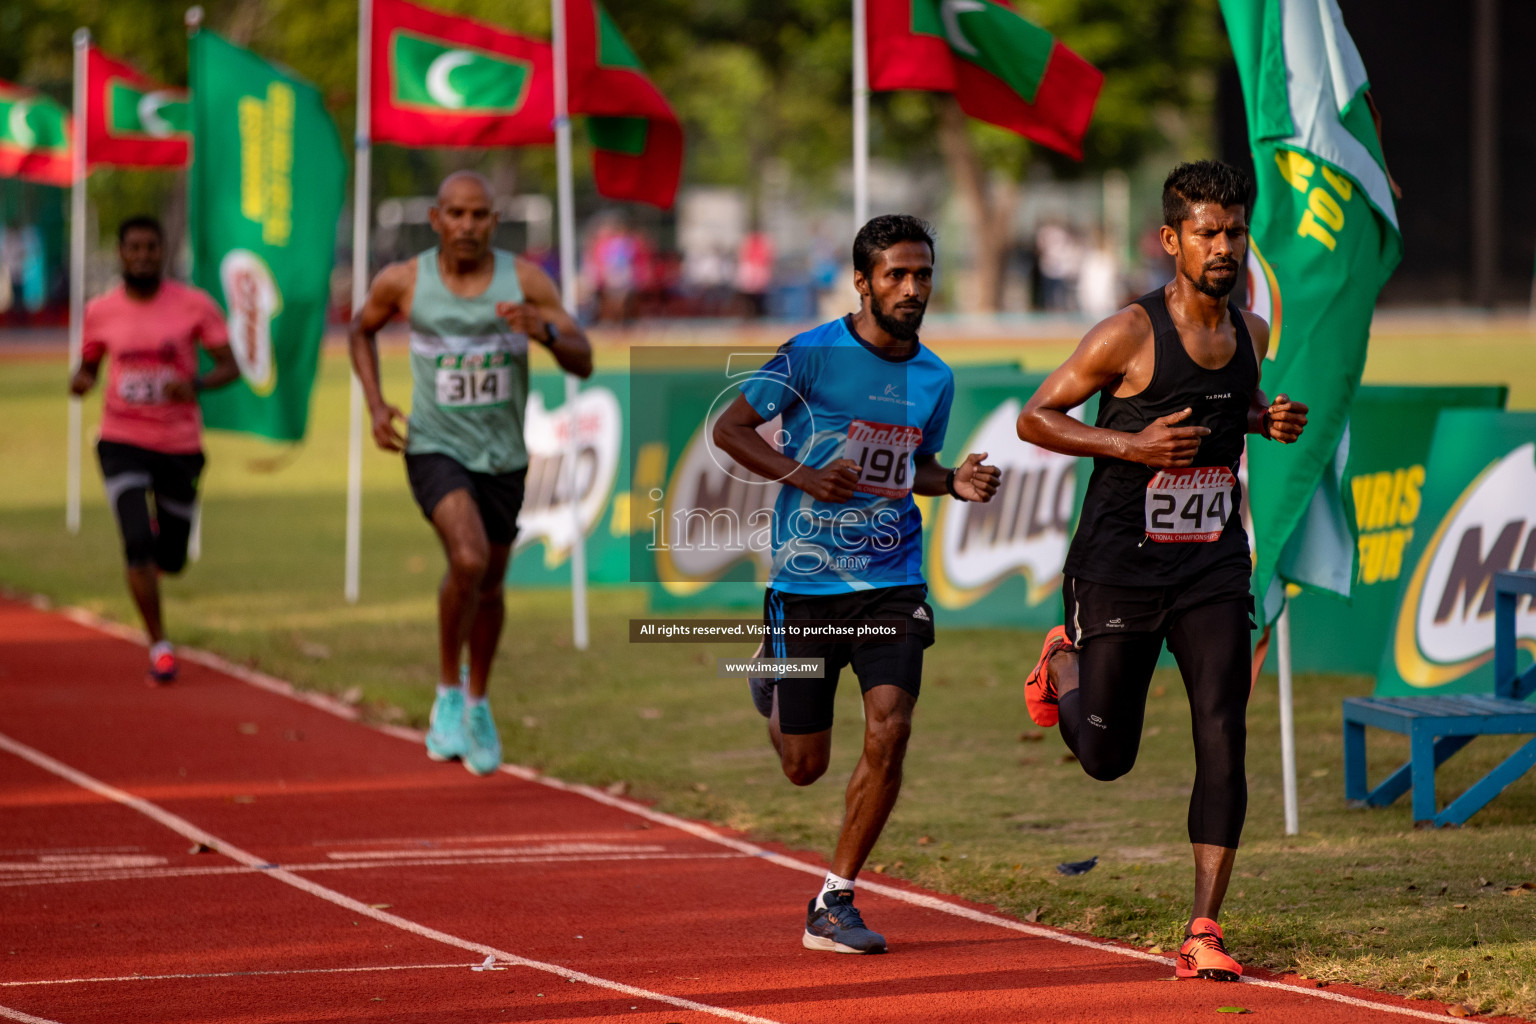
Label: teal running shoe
xmin=425 ymin=686 xmax=468 ymax=762
xmin=463 ymin=701 xmax=502 ymax=776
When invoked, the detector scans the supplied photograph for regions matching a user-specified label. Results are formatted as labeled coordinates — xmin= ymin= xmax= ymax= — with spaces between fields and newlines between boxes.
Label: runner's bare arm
xmin=349 ymin=261 xmax=413 ymax=452
xmin=69 ymin=359 xmax=101 ymax=396
xmin=913 ymin=453 xmax=1000 ymax=501
xmin=711 ymin=394 xmax=860 ymax=503
xmin=1241 ymin=312 xmax=1308 ymax=444
xmin=503 ymin=258 xmax=593 ymax=379
xmin=1017 ymin=308 xmax=1211 ymax=469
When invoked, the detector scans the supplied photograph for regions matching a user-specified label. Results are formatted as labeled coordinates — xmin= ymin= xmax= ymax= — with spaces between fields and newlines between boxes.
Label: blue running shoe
xmin=425 ymin=686 xmax=468 ymax=762
xmin=747 ymin=641 xmax=774 ymax=718
xmin=803 ymin=889 xmax=886 ymax=954
xmin=463 ymin=701 xmax=502 ymax=777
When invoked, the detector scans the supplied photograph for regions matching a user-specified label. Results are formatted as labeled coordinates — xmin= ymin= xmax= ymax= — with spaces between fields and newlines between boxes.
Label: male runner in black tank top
xmin=1016 ymin=161 xmax=1308 ymax=981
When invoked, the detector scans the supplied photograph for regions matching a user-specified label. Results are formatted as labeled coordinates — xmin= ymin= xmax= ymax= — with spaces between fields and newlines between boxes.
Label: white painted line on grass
xmin=0 ymin=730 xmax=782 ymax=1024
xmin=2 ymin=962 xmax=480 ymax=988
xmin=44 ymin=602 xmax=1475 ymax=1024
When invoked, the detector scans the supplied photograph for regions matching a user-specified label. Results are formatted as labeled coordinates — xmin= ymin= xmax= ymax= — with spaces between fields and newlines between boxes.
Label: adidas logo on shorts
xmin=912 ymin=606 xmax=930 ymax=622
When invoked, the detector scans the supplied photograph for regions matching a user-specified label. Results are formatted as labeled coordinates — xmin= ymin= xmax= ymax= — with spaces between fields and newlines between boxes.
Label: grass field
xmin=3 ymin=324 xmax=1535 ymax=1016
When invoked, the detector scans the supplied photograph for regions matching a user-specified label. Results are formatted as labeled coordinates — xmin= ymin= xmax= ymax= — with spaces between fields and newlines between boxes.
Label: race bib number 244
xmin=1144 ymin=466 xmax=1236 ymax=543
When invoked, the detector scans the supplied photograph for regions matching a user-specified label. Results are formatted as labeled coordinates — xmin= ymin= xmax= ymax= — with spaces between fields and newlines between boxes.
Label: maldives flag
xmin=0 ymin=82 xmax=71 ymax=186
xmin=86 ymin=47 xmax=189 ymax=169
xmin=868 ymin=0 xmax=1102 ymax=159
xmin=372 ymin=0 xmax=554 ymax=148
xmin=565 ymin=0 xmax=682 ymax=209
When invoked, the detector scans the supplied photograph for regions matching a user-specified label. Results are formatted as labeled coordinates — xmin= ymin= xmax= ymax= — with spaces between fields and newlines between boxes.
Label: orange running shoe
xmin=1176 ymin=918 xmax=1243 ymax=981
xmin=1025 ymin=625 xmax=1073 ymax=727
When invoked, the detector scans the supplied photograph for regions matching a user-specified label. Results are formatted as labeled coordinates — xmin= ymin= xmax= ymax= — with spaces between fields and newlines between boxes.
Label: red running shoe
xmin=148 ymin=642 xmax=178 ymax=685
xmin=1025 ymin=625 xmax=1073 ymax=727
xmin=1176 ymin=918 xmax=1243 ymax=980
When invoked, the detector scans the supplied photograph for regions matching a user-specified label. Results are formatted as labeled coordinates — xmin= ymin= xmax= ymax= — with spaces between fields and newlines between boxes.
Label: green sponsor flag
xmin=188 ymin=31 xmax=345 ymax=442
xmin=1221 ymin=0 xmax=1403 ymax=622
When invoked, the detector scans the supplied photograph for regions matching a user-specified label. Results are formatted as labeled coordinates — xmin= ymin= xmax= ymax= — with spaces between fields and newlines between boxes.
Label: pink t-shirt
xmin=82 ymin=281 xmax=230 ymax=455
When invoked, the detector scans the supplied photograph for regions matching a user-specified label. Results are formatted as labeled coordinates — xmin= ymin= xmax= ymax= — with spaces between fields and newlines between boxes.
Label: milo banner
xmin=627 ymin=348 xmax=1075 ymax=625
xmin=1375 ymin=410 xmax=1536 ymax=696
xmin=1273 ymin=385 xmax=1507 ymax=673
xmin=189 ymin=31 xmax=346 ymax=442
xmin=508 ymin=372 xmax=629 ymax=585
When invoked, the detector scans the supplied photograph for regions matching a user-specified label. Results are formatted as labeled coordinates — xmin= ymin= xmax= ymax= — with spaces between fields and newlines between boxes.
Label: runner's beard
xmin=872 ymin=298 xmax=927 ymax=341
xmin=1194 ymin=260 xmax=1239 ymax=298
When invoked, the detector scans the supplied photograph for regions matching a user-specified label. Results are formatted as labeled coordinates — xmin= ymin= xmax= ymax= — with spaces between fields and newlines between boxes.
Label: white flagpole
xmin=1276 ymin=601 xmax=1299 ymax=835
xmin=66 ymin=28 xmax=90 ymax=535
xmin=552 ymin=0 xmax=589 ymax=651
xmin=345 ymin=0 xmax=373 ymax=604
xmin=852 ymin=0 xmax=870 ymax=226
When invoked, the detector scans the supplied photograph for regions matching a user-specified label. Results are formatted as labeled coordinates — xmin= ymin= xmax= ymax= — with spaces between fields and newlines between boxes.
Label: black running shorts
xmin=97 ymin=440 xmax=205 ymax=571
xmin=404 ymin=452 xmax=527 ymax=546
xmin=1064 ymin=558 xmax=1255 ymax=646
xmin=763 ymin=583 xmax=935 ymax=735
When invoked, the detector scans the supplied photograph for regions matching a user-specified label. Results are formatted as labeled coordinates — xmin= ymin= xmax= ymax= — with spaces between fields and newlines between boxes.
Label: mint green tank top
xmin=405 ymin=247 xmax=531 ymax=474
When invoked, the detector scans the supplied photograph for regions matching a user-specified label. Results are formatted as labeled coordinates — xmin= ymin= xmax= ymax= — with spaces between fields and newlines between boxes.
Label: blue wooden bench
xmin=1343 ymin=570 xmax=1536 ymax=827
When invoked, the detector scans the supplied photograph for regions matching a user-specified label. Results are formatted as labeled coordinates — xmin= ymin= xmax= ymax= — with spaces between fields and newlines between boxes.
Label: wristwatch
xmin=945 ymin=467 xmax=965 ymax=500
xmin=538 ymin=321 xmax=560 ymax=348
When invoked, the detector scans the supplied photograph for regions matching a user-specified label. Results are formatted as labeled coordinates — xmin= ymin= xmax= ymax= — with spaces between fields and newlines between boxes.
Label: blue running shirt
xmin=738 ymin=315 xmax=955 ymax=595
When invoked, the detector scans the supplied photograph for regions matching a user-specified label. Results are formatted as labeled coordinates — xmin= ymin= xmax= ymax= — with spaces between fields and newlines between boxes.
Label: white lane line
xmin=49 ymin=603 xmax=1467 ymax=1024
xmin=313 ymin=831 xmax=646 ymax=846
xmin=0 ymin=851 xmax=748 ymax=889
xmin=0 ymin=730 xmax=780 ymax=1024
xmin=3 ymin=962 xmax=479 ymax=988
xmin=0 ymin=1006 xmax=65 ymax=1024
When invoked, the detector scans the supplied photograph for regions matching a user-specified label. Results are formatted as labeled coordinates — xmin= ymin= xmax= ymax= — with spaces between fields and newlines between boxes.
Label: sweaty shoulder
xmin=1077 ymin=303 xmax=1153 ymax=372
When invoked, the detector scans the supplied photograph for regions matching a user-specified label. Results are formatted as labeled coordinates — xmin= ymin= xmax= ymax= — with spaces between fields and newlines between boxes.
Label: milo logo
xmin=218 ymin=249 xmax=282 ymax=396
xmin=648 ymin=412 xmax=782 ymax=592
xmin=1394 ymin=443 xmax=1536 ymax=687
xmin=930 ymin=399 xmax=1080 ymax=608
xmin=518 ymin=387 xmax=622 ymax=563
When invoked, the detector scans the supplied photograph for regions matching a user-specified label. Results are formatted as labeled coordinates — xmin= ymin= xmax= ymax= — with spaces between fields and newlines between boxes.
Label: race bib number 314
xmin=847 ymin=419 xmax=922 ymax=498
xmin=436 ymin=352 xmax=512 ymax=408
xmin=1144 ymin=466 xmax=1236 ymax=543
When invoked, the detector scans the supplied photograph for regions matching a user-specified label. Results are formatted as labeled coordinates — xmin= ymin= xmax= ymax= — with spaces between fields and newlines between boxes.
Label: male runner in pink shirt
xmin=69 ymin=216 xmax=239 ymax=683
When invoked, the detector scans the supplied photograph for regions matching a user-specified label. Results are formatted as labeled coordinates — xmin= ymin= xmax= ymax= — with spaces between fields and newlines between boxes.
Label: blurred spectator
xmin=735 ymin=231 xmax=775 ymax=318
xmin=1078 ymin=230 xmax=1121 ymax=318
xmin=1035 ymin=221 xmax=1082 ymax=312
xmin=1138 ymin=222 xmax=1175 ymax=295
xmin=684 ymin=245 xmax=734 ymax=316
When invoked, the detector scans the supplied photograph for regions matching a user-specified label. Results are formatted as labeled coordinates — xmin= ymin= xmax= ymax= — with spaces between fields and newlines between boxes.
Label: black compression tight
xmin=1057 ymin=598 xmax=1251 ymax=848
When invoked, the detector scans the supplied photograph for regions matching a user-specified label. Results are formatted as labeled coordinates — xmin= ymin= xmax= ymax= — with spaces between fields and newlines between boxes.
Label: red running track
xmin=0 ymin=597 xmax=1517 ymax=1024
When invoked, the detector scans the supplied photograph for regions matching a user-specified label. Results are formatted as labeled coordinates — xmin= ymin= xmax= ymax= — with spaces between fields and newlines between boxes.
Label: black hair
xmin=1162 ymin=161 xmax=1253 ymax=231
xmin=852 ymin=214 xmax=936 ymax=276
xmin=117 ymin=215 xmax=164 ymax=244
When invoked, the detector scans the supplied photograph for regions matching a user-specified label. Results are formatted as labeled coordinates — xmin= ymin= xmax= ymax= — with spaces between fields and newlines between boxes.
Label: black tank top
xmin=1063 ymin=288 xmax=1258 ymax=587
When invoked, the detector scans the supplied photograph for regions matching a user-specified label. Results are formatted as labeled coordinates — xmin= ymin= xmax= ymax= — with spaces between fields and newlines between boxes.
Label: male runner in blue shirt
xmin=713 ymin=215 xmax=999 ymax=954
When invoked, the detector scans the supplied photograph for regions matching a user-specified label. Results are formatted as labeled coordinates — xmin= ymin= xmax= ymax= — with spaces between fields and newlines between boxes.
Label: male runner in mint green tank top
xmin=349 ymin=171 xmax=592 ymax=776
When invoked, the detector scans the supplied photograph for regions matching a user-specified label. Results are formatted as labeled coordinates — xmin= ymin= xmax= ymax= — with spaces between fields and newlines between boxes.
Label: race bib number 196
xmin=1144 ymin=466 xmax=1236 ymax=543
xmin=436 ymin=352 xmax=512 ymax=408
xmin=847 ymin=419 xmax=923 ymax=498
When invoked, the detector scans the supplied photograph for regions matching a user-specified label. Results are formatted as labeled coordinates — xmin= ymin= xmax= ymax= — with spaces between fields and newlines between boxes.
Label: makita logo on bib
xmin=848 ymin=421 xmax=923 ymax=448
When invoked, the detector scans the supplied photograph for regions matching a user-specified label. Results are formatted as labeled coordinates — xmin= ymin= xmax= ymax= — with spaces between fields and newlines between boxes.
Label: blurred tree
xmin=1 ymin=0 xmax=1221 ymax=307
